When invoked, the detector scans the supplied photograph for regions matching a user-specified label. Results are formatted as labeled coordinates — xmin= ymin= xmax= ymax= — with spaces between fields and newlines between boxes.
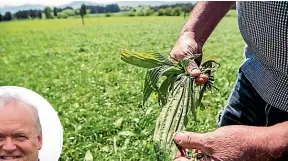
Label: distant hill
xmin=116 ymin=1 xmax=193 ymax=7
xmin=0 ymin=5 xmax=45 ymax=14
xmin=58 ymin=1 xmax=104 ymax=9
xmin=0 ymin=1 xmax=195 ymax=14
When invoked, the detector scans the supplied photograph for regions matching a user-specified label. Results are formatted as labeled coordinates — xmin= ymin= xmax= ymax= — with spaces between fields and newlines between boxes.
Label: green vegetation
xmin=0 ymin=11 xmax=244 ymax=160
xmin=120 ymin=49 xmax=220 ymax=160
xmin=80 ymin=4 xmax=87 ymax=25
xmin=44 ymin=7 xmax=52 ymax=19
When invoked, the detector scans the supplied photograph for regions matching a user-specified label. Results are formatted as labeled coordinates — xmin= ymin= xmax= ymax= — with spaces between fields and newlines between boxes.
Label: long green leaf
xmin=142 ymin=67 xmax=163 ymax=106
xmin=142 ymin=65 xmax=178 ymax=107
xmin=142 ymin=72 xmax=154 ymax=107
xmin=158 ymin=75 xmax=178 ymax=107
xmin=120 ymin=49 xmax=176 ymax=69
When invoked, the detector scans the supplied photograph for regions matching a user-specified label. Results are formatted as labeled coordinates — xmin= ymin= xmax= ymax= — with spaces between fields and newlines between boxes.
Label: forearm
xmin=264 ymin=121 xmax=288 ymax=158
xmin=182 ymin=1 xmax=235 ymax=46
xmin=249 ymin=121 xmax=288 ymax=160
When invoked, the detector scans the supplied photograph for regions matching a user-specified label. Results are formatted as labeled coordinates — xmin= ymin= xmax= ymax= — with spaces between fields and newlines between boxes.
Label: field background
xmin=0 ymin=11 xmax=244 ymax=160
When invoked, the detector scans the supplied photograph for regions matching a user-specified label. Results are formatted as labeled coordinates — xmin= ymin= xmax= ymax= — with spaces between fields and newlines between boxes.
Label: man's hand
xmin=169 ymin=1 xmax=235 ymax=85
xmin=170 ymin=32 xmax=208 ymax=85
xmin=173 ymin=125 xmax=287 ymax=161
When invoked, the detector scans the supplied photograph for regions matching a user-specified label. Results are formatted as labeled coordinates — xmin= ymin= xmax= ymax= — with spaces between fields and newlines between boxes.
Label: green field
xmin=0 ymin=11 xmax=244 ymax=161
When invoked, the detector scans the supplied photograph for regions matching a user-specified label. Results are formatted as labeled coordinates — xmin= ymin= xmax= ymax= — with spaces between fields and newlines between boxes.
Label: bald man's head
xmin=0 ymin=96 xmax=43 ymax=161
xmin=0 ymin=97 xmax=42 ymax=135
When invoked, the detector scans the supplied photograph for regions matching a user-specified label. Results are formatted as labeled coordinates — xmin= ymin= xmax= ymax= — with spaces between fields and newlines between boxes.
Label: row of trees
xmin=0 ymin=4 xmax=122 ymax=21
xmin=150 ymin=3 xmax=194 ymax=12
xmin=86 ymin=4 xmax=120 ymax=14
xmin=0 ymin=3 xmax=197 ymax=21
xmin=0 ymin=7 xmax=63 ymax=21
xmin=14 ymin=10 xmax=42 ymax=19
xmin=0 ymin=12 xmax=12 ymax=21
xmin=123 ymin=3 xmax=195 ymax=17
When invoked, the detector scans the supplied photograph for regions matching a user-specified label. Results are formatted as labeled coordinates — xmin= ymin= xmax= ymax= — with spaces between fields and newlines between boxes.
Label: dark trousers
xmin=217 ymin=68 xmax=288 ymax=160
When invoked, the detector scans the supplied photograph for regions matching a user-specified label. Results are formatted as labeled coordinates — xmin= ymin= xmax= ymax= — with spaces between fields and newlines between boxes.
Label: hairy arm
xmin=173 ymin=121 xmax=288 ymax=161
xmin=182 ymin=1 xmax=236 ymax=46
xmin=263 ymin=121 xmax=288 ymax=159
xmin=170 ymin=1 xmax=235 ymax=83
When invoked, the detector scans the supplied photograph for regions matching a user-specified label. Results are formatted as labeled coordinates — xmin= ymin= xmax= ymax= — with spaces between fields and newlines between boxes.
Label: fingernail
xmin=174 ymin=132 xmax=185 ymax=144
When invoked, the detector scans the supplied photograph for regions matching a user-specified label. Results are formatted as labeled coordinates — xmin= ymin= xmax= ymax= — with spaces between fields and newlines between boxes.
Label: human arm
xmin=170 ymin=1 xmax=235 ymax=84
xmin=173 ymin=121 xmax=288 ymax=161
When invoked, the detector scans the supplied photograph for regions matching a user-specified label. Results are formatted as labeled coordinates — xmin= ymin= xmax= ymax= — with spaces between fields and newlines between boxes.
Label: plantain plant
xmin=120 ymin=49 xmax=219 ymax=160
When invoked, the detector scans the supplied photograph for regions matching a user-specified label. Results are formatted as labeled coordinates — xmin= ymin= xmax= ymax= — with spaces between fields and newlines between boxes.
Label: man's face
xmin=0 ymin=100 xmax=42 ymax=161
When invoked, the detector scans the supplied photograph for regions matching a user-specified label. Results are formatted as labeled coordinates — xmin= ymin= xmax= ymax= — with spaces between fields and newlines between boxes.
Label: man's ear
xmin=37 ymin=131 xmax=43 ymax=150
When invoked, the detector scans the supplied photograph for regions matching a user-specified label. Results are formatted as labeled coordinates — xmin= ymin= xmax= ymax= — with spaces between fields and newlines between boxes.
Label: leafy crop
xmin=121 ymin=49 xmax=219 ymax=160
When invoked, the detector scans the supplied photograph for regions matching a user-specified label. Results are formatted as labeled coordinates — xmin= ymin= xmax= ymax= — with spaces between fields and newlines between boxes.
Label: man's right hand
xmin=169 ymin=31 xmax=208 ymax=85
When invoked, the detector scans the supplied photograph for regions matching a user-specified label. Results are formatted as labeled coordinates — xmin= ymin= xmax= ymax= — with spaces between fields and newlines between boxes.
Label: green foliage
xmin=136 ymin=10 xmax=145 ymax=16
xmin=56 ymin=9 xmax=77 ymax=19
xmin=63 ymin=9 xmax=77 ymax=17
xmin=135 ymin=8 xmax=155 ymax=16
xmin=182 ymin=3 xmax=194 ymax=13
xmin=75 ymin=9 xmax=80 ymax=15
xmin=57 ymin=12 xmax=69 ymax=19
xmin=44 ymin=7 xmax=52 ymax=19
xmin=146 ymin=9 xmax=155 ymax=16
xmin=54 ymin=7 xmax=58 ymax=17
xmin=3 ymin=12 xmax=12 ymax=21
xmin=80 ymin=4 xmax=87 ymax=17
xmin=157 ymin=9 xmax=165 ymax=16
xmin=122 ymin=12 xmax=135 ymax=17
xmin=172 ymin=7 xmax=182 ymax=16
xmin=156 ymin=7 xmax=182 ymax=17
xmin=105 ymin=4 xmax=121 ymax=13
xmin=0 ymin=13 xmax=244 ymax=160
xmin=120 ymin=49 xmax=175 ymax=69
xmin=164 ymin=7 xmax=172 ymax=16
xmin=121 ymin=49 xmax=219 ymax=159
xmin=105 ymin=13 xmax=111 ymax=17
xmin=80 ymin=4 xmax=87 ymax=25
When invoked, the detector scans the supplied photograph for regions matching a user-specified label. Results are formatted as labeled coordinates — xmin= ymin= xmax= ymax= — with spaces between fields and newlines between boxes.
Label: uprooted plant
xmin=120 ymin=49 xmax=219 ymax=160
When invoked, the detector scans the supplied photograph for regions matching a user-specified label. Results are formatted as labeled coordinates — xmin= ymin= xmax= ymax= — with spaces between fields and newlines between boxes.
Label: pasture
xmin=0 ymin=11 xmax=244 ymax=160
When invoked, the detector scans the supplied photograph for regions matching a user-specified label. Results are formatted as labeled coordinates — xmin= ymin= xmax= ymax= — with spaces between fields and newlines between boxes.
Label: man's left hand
xmin=173 ymin=125 xmax=286 ymax=161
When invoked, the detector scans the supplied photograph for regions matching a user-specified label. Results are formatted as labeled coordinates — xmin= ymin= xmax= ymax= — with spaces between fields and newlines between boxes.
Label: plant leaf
xmin=142 ymin=71 xmax=154 ymax=107
xmin=158 ymin=75 xmax=178 ymax=107
xmin=84 ymin=150 xmax=93 ymax=161
xmin=120 ymin=49 xmax=175 ymax=69
xmin=118 ymin=131 xmax=135 ymax=137
xmin=177 ymin=54 xmax=200 ymax=71
xmin=142 ymin=65 xmax=178 ymax=107
xmin=113 ymin=118 xmax=123 ymax=128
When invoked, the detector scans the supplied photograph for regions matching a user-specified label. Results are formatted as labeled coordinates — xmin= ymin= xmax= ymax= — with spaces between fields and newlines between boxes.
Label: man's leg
xmin=218 ymin=68 xmax=267 ymax=127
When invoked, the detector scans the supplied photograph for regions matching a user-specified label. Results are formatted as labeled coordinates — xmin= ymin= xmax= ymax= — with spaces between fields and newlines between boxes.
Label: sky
xmin=0 ymin=0 xmax=111 ymax=7
xmin=0 ymin=0 xmax=185 ymax=7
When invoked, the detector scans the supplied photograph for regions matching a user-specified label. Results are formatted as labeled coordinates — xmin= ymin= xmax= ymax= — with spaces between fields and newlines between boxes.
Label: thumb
xmin=173 ymin=132 xmax=211 ymax=155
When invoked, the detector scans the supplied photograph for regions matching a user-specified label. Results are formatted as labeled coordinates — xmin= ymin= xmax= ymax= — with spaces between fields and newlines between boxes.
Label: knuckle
xmin=187 ymin=135 xmax=194 ymax=145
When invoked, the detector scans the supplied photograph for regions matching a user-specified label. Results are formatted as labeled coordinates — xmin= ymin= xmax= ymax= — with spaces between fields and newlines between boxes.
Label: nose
xmin=2 ymin=138 xmax=16 ymax=152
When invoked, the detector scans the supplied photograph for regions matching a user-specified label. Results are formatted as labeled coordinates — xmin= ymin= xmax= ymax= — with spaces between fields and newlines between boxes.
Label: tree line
xmin=0 ymin=4 xmax=121 ymax=21
xmin=86 ymin=4 xmax=120 ymax=14
xmin=0 ymin=3 xmax=198 ymax=22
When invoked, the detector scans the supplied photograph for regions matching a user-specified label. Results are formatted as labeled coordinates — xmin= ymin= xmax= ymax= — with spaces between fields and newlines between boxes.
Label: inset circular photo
xmin=0 ymin=86 xmax=63 ymax=161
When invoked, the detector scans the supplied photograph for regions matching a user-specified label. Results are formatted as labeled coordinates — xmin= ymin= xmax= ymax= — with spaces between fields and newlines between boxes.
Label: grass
xmin=0 ymin=11 xmax=244 ymax=161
